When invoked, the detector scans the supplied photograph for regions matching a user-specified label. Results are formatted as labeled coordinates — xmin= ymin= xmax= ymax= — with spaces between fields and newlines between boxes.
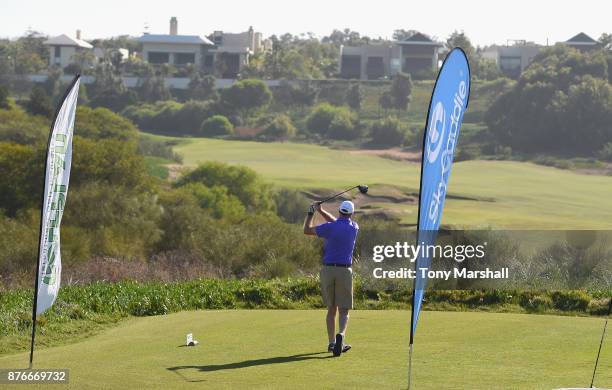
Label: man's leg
xmin=338 ymin=308 xmax=350 ymax=336
xmin=326 ymin=306 xmax=337 ymax=343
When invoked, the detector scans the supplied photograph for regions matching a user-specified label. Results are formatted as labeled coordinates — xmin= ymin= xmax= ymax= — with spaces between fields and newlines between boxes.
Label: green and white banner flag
xmin=35 ymin=76 xmax=80 ymax=315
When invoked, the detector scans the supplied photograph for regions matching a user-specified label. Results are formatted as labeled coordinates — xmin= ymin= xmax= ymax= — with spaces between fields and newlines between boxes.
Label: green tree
xmin=378 ymin=91 xmax=393 ymax=113
xmin=25 ymin=86 xmax=53 ymax=117
xmin=176 ymin=161 xmax=274 ymax=212
xmin=390 ymin=72 xmax=413 ymax=111
xmin=306 ymin=103 xmax=338 ymax=135
xmin=370 ymin=116 xmax=405 ymax=146
xmin=199 ymin=115 xmax=234 ymax=137
xmin=598 ymin=33 xmax=612 ymax=50
xmin=260 ymin=114 xmax=297 ymax=140
xmin=178 ymin=182 xmax=246 ymax=220
xmin=0 ymin=143 xmax=41 ymax=216
xmin=446 ymin=30 xmax=475 ymax=59
xmin=188 ymin=72 xmax=219 ymax=101
xmin=345 ymin=83 xmax=363 ymax=111
xmin=392 ymin=29 xmax=419 ymax=41
xmin=0 ymin=85 xmax=9 ymax=109
xmin=327 ymin=109 xmax=359 ymax=140
xmin=76 ymin=106 xmax=139 ymax=142
xmin=221 ymin=79 xmax=272 ymax=119
xmin=486 ymin=45 xmax=612 ymax=155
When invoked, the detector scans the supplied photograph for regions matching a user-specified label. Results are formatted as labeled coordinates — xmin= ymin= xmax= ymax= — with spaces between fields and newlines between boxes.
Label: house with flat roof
xmin=480 ymin=41 xmax=542 ymax=79
xmin=339 ymin=32 xmax=441 ymax=80
xmin=208 ymin=26 xmax=269 ymax=78
xmin=137 ymin=17 xmax=215 ymax=72
xmin=44 ymin=30 xmax=94 ymax=69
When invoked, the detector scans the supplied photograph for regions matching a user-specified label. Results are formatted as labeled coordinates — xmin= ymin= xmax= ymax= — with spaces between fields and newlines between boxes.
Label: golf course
xmin=150 ymin=135 xmax=612 ymax=229
xmin=0 ymin=310 xmax=609 ymax=389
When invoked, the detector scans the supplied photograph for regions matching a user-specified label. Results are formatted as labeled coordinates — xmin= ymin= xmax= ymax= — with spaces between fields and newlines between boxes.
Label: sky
xmin=1 ymin=0 xmax=610 ymax=46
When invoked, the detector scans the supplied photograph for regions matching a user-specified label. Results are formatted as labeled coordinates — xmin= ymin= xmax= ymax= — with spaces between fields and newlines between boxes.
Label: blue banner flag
xmin=410 ymin=48 xmax=471 ymax=341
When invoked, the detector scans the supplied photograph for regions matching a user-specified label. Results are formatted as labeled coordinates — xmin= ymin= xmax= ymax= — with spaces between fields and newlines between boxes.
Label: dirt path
xmin=348 ymin=148 xmax=421 ymax=162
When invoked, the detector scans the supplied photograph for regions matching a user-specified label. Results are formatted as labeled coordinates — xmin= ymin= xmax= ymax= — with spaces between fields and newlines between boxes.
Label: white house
xmin=44 ymin=30 xmax=93 ymax=69
xmin=137 ymin=17 xmax=215 ymax=72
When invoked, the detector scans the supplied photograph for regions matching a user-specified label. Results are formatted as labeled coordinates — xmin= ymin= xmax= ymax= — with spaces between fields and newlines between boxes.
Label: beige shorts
xmin=320 ymin=265 xmax=353 ymax=309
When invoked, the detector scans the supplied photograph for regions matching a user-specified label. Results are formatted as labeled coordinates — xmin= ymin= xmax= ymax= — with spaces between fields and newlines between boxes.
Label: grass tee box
xmin=163 ymin=136 xmax=612 ymax=229
xmin=0 ymin=310 xmax=610 ymax=389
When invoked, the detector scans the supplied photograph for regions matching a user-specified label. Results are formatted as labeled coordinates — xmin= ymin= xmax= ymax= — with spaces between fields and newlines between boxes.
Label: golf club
xmin=316 ymin=184 xmax=368 ymax=205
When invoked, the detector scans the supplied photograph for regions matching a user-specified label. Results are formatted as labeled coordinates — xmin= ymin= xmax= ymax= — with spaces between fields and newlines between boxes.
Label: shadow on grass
xmin=167 ymin=351 xmax=332 ymax=381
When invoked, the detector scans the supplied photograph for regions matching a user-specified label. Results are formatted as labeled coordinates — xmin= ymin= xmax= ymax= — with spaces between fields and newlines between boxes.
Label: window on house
xmin=340 ymin=55 xmax=361 ymax=79
xmin=366 ymin=57 xmax=385 ymax=79
xmin=148 ymin=52 xmax=170 ymax=64
xmin=54 ymin=46 xmax=61 ymax=58
xmin=175 ymin=53 xmax=195 ymax=65
xmin=499 ymin=56 xmax=522 ymax=78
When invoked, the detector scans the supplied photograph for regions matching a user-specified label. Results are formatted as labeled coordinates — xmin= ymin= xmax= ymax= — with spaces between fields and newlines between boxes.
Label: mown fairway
xmin=0 ymin=310 xmax=609 ymax=389
xmin=165 ymin=137 xmax=612 ymax=229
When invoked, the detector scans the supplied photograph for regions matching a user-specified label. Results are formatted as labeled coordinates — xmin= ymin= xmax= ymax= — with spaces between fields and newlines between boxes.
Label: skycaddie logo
xmin=426 ymin=76 xmax=467 ymax=223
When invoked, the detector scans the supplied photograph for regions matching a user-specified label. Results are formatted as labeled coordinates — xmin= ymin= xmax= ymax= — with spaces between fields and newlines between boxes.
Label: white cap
xmin=339 ymin=200 xmax=355 ymax=214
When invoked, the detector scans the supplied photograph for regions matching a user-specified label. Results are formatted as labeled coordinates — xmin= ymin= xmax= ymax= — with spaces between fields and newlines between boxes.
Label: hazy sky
xmin=1 ymin=0 xmax=609 ymax=46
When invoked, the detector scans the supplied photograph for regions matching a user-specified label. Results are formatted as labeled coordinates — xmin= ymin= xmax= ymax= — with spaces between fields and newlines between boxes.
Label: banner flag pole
xmin=590 ymin=297 xmax=612 ymax=388
xmin=407 ymin=48 xmax=470 ymax=388
xmin=28 ymin=75 xmax=80 ymax=369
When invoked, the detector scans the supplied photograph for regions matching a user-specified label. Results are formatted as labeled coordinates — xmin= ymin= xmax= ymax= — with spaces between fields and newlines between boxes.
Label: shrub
xmin=370 ymin=116 xmax=404 ymax=146
xmin=260 ymin=114 xmax=296 ymax=140
xmin=598 ymin=142 xmax=612 ymax=162
xmin=175 ymin=100 xmax=215 ymax=135
xmin=551 ymin=290 xmax=591 ymax=312
xmin=306 ymin=103 xmax=337 ymax=135
xmin=199 ymin=115 xmax=234 ymax=137
xmin=306 ymin=103 xmax=358 ymax=140
xmin=76 ymin=106 xmax=138 ymax=142
xmin=176 ymin=161 xmax=274 ymax=212
xmin=24 ymin=86 xmax=53 ymax=117
xmin=221 ymin=79 xmax=272 ymax=118
xmin=327 ymin=110 xmax=359 ymax=140
xmin=0 ymin=85 xmax=9 ymax=109
xmin=0 ymin=108 xmax=47 ymax=145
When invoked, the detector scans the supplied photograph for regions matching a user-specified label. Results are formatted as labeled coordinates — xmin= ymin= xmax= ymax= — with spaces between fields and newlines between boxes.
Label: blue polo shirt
xmin=315 ymin=217 xmax=359 ymax=265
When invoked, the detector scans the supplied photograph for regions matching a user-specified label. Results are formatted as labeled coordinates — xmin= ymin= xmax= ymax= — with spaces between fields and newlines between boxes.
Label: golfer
xmin=303 ymin=200 xmax=359 ymax=357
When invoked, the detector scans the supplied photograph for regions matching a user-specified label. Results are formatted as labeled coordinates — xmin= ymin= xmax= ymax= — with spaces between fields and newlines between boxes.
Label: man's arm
xmin=316 ymin=203 xmax=336 ymax=222
xmin=303 ymin=204 xmax=317 ymax=235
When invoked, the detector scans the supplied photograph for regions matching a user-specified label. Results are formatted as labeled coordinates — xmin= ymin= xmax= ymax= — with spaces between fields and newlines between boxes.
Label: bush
xmin=176 ymin=161 xmax=274 ymax=212
xmin=221 ymin=79 xmax=272 ymax=118
xmin=175 ymin=100 xmax=216 ymax=135
xmin=0 ymin=107 xmax=48 ymax=145
xmin=0 ymin=85 xmax=9 ymax=109
xmin=306 ymin=103 xmax=358 ymax=140
xmin=597 ymin=142 xmax=612 ymax=162
xmin=275 ymin=188 xmax=310 ymax=223
xmin=199 ymin=115 xmax=234 ymax=137
xmin=306 ymin=103 xmax=337 ymax=135
xmin=260 ymin=114 xmax=296 ymax=140
xmin=551 ymin=290 xmax=591 ymax=312
xmin=370 ymin=116 xmax=404 ymax=146
xmin=76 ymin=106 xmax=138 ymax=142
xmin=24 ymin=86 xmax=53 ymax=117
xmin=328 ymin=110 xmax=359 ymax=140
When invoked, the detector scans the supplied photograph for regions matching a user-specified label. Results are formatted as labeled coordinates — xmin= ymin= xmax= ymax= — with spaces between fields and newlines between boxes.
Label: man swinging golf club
xmin=303 ymin=196 xmax=360 ymax=357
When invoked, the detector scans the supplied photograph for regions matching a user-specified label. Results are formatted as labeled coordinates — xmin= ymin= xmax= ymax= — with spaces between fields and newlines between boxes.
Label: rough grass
xmin=161 ymin=136 xmax=612 ymax=229
xmin=0 ymin=310 xmax=610 ymax=389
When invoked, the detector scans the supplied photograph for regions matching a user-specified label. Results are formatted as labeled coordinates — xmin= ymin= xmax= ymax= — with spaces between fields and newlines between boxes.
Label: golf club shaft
xmin=317 ymin=185 xmax=359 ymax=205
